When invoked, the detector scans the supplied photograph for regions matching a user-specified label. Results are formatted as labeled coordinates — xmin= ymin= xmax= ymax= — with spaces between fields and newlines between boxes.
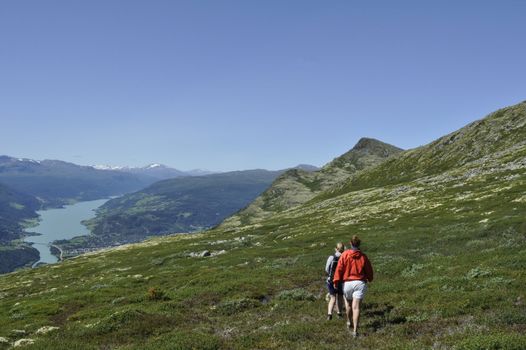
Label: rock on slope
xmin=221 ymin=138 xmax=402 ymax=227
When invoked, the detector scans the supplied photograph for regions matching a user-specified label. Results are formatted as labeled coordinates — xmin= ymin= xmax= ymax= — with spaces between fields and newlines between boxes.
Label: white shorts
xmin=343 ymin=280 xmax=367 ymax=300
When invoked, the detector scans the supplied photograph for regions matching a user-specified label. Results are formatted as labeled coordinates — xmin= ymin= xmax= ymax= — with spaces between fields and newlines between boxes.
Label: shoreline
xmin=50 ymin=244 xmax=64 ymax=261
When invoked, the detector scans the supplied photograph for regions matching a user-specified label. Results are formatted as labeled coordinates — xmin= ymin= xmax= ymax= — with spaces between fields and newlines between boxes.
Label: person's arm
xmin=333 ymin=254 xmax=345 ymax=286
xmin=364 ymin=256 xmax=374 ymax=282
xmin=325 ymin=255 xmax=333 ymax=275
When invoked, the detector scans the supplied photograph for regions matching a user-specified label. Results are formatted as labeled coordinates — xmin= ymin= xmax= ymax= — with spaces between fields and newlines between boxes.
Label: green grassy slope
xmin=0 ymin=102 xmax=525 ymax=349
xmin=221 ymin=138 xmax=402 ymax=228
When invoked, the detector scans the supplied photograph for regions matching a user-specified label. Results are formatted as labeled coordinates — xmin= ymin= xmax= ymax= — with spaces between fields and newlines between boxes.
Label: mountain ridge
xmin=0 ymin=156 xmax=157 ymax=208
xmin=220 ymin=137 xmax=403 ymax=228
xmin=92 ymin=163 xmax=218 ymax=179
xmin=326 ymin=101 xmax=526 ymax=197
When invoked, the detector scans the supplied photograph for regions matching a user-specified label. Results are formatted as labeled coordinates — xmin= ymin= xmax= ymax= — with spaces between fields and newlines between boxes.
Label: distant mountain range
xmin=0 ymin=156 xmax=157 ymax=208
xmin=92 ymin=163 xmax=217 ymax=180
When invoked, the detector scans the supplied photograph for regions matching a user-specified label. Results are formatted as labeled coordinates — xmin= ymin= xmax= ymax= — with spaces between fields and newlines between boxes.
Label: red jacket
xmin=333 ymin=249 xmax=374 ymax=285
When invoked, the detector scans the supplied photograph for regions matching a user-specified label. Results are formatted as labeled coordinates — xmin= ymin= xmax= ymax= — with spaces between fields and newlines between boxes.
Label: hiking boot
xmin=352 ymin=331 xmax=358 ymax=338
xmin=326 ymin=314 xmax=333 ymax=321
xmin=337 ymin=312 xmax=343 ymax=319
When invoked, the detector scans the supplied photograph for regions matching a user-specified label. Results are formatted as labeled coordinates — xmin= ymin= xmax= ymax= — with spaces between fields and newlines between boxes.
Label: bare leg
xmin=352 ymin=298 xmax=362 ymax=333
xmin=344 ymin=297 xmax=352 ymax=327
xmin=336 ymin=293 xmax=344 ymax=314
xmin=327 ymin=295 xmax=336 ymax=315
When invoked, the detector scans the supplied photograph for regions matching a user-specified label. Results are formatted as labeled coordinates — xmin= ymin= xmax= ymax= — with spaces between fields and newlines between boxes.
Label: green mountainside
xmin=332 ymin=102 xmax=526 ymax=194
xmin=0 ymin=102 xmax=525 ymax=349
xmin=55 ymin=170 xmax=284 ymax=254
xmin=0 ymin=183 xmax=40 ymax=272
xmin=221 ymin=138 xmax=402 ymax=228
xmin=0 ymin=183 xmax=40 ymax=242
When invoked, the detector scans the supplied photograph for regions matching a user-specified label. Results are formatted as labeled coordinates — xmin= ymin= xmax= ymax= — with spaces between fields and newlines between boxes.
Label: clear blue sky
xmin=1 ymin=1 xmax=525 ymax=171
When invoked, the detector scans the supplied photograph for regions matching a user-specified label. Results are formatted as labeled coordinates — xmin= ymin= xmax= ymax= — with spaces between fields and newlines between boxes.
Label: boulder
xmin=14 ymin=338 xmax=35 ymax=347
xmin=35 ymin=326 xmax=59 ymax=334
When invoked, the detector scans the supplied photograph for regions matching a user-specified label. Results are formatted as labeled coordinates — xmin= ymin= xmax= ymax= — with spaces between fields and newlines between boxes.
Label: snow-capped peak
xmin=17 ymin=157 xmax=41 ymax=164
xmin=92 ymin=164 xmax=126 ymax=170
xmin=146 ymin=163 xmax=163 ymax=169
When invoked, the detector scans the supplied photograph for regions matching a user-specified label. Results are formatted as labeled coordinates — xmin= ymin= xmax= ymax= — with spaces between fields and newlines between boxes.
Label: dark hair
xmin=350 ymin=235 xmax=361 ymax=248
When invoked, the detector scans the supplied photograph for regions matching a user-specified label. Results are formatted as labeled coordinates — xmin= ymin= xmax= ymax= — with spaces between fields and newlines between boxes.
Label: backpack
xmin=328 ymin=254 xmax=340 ymax=282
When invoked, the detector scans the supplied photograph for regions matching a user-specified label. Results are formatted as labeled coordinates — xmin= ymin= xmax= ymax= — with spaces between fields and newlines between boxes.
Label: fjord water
xmin=24 ymin=198 xmax=108 ymax=265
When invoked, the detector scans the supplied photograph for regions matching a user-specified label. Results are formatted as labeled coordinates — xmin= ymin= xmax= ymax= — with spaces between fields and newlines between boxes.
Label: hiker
xmin=333 ymin=235 xmax=374 ymax=338
xmin=325 ymin=242 xmax=345 ymax=320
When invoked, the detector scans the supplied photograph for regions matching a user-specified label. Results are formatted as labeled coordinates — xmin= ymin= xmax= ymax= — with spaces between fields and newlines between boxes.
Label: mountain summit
xmin=352 ymin=137 xmax=401 ymax=153
xmin=220 ymin=138 xmax=403 ymax=227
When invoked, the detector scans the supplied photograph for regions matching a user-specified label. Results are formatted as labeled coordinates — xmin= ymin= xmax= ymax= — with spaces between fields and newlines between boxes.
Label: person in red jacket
xmin=333 ymin=235 xmax=374 ymax=337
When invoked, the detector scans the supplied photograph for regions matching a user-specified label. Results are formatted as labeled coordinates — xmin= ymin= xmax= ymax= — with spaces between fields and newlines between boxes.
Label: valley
xmin=24 ymin=199 xmax=109 ymax=265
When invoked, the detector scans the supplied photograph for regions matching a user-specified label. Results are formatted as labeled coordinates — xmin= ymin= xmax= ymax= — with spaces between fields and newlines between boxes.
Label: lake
xmin=24 ymin=198 xmax=109 ymax=266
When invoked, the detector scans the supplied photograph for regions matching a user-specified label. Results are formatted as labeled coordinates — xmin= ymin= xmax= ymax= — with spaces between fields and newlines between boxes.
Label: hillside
xmin=0 ymin=183 xmax=40 ymax=272
xmin=0 ymin=102 xmax=524 ymax=349
xmin=221 ymin=138 xmax=402 ymax=227
xmin=0 ymin=183 xmax=40 ymax=242
xmin=54 ymin=170 xmax=285 ymax=254
xmin=331 ymin=102 xmax=526 ymax=195
xmin=0 ymin=157 xmax=156 ymax=208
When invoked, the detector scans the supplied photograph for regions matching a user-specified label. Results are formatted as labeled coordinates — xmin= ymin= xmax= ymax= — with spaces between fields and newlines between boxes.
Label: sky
xmin=0 ymin=1 xmax=525 ymax=172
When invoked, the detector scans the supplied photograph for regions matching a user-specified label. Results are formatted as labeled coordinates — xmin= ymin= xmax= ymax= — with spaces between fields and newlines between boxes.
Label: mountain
xmin=329 ymin=102 xmax=526 ymax=195
xmin=0 ymin=183 xmax=40 ymax=242
xmin=54 ymin=169 xmax=285 ymax=253
xmin=116 ymin=164 xmax=188 ymax=180
xmin=93 ymin=163 xmax=219 ymax=180
xmin=0 ymin=157 xmax=157 ymax=207
xmin=0 ymin=182 xmax=40 ymax=272
xmin=220 ymin=138 xmax=402 ymax=227
xmin=184 ymin=169 xmax=217 ymax=176
xmin=0 ymin=102 xmax=524 ymax=349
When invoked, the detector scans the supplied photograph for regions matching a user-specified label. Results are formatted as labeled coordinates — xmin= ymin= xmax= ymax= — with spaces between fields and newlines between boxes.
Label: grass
xmin=0 ymin=159 xmax=524 ymax=349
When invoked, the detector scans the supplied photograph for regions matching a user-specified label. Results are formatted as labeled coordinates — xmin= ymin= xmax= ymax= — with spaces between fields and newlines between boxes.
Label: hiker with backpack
xmin=325 ymin=242 xmax=345 ymax=320
xmin=333 ymin=235 xmax=374 ymax=338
